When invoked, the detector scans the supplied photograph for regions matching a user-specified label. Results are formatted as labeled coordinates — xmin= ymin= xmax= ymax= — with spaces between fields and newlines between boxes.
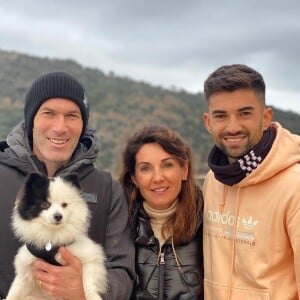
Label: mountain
xmin=0 ymin=49 xmax=299 ymax=177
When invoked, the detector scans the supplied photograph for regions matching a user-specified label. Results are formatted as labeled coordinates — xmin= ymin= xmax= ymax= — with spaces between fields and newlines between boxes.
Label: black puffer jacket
xmin=131 ymin=201 xmax=204 ymax=300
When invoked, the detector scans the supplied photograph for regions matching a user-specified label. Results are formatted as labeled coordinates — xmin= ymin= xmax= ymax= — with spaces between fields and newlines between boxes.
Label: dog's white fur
xmin=6 ymin=174 xmax=107 ymax=300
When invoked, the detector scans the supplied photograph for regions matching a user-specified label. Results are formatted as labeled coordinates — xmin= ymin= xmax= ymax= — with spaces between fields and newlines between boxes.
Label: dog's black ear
xmin=25 ymin=172 xmax=48 ymax=188
xmin=23 ymin=172 xmax=49 ymax=202
xmin=18 ymin=172 xmax=50 ymax=219
xmin=63 ymin=174 xmax=81 ymax=189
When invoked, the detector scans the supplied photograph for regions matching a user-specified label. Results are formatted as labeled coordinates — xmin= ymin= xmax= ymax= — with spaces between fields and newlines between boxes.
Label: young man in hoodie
xmin=202 ymin=64 xmax=300 ymax=299
xmin=0 ymin=72 xmax=135 ymax=300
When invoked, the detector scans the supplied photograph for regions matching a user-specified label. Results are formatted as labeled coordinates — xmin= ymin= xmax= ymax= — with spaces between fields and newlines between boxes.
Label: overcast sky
xmin=0 ymin=0 xmax=299 ymax=113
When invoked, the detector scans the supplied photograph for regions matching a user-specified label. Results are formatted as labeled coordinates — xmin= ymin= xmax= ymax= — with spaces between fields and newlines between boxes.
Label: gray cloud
xmin=0 ymin=0 xmax=299 ymax=113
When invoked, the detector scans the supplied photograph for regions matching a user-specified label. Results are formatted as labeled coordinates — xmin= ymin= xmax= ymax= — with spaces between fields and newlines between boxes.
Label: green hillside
xmin=0 ymin=49 xmax=299 ymax=177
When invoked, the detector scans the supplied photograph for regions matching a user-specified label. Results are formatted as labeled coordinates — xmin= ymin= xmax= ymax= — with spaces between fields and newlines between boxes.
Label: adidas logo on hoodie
xmin=207 ymin=210 xmax=258 ymax=230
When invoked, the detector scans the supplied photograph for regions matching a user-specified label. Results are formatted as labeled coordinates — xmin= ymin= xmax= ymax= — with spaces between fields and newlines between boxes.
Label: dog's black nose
xmin=54 ymin=213 xmax=63 ymax=222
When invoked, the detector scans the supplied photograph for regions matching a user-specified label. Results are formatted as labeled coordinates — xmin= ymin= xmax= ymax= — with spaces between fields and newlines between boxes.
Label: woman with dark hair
xmin=119 ymin=125 xmax=204 ymax=299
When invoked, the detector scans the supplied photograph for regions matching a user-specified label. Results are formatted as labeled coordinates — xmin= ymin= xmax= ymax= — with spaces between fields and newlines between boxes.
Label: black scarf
xmin=208 ymin=126 xmax=276 ymax=186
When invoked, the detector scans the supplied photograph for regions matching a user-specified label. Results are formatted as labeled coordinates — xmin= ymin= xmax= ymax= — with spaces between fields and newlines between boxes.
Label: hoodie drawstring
xmin=227 ymin=187 xmax=241 ymax=300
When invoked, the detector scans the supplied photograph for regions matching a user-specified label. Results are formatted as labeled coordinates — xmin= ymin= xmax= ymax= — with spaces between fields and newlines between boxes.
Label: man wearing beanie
xmin=0 ymin=72 xmax=135 ymax=299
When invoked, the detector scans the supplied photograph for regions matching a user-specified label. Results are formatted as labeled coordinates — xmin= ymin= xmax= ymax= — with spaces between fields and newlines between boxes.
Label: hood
xmin=0 ymin=122 xmax=33 ymax=175
xmin=237 ymin=122 xmax=300 ymax=187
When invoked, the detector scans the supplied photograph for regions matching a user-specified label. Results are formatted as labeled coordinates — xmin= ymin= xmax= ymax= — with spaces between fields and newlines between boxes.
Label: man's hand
xmin=32 ymin=247 xmax=86 ymax=300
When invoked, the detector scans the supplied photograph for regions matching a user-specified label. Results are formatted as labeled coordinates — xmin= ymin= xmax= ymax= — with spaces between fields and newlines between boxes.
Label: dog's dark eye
xmin=62 ymin=202 xmax=68 ymax=208
xmin=41 ymin=201 xmax=51 ymax=209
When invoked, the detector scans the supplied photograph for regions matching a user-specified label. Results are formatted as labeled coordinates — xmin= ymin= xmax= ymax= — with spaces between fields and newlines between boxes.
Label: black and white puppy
xmin=6 ymin=172 xmax=107 ymax=300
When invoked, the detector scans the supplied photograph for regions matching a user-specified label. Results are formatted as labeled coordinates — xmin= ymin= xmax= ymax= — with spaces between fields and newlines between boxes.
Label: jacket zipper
xmin=158 ymin=251 xmax=165 ymax=300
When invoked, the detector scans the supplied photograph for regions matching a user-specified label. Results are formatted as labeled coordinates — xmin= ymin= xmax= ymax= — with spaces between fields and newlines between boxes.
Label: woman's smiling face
xmin=132 ymin=143 xmax=188 ymax=210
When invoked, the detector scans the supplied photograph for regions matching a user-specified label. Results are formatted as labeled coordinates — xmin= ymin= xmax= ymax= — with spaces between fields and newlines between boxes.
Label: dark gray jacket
xmin=131 ymin=200 xmax=204 ymax=300
xmin=0 ymin=122 xmax=135 ymax=300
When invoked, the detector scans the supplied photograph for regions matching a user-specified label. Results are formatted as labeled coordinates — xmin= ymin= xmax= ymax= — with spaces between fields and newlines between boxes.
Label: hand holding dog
xmin=32 ymin=247 xmax=86 ymax=300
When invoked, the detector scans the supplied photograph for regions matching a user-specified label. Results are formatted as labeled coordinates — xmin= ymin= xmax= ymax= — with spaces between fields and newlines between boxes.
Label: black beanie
xmin=24 ymin=72 xmax=89 ymax=139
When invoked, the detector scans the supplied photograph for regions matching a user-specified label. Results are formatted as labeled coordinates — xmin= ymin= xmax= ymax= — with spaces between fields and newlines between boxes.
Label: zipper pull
xmin=160 ymin=252 xmax=165 ymax=264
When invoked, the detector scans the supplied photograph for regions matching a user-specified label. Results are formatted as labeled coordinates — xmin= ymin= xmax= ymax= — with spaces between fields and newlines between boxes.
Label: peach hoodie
xmin=203 ymin=122 xmax=300 ymax=300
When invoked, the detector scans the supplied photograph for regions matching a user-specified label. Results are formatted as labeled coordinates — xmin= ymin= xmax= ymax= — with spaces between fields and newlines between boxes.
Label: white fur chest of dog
xmin=6 ymin=173 xmax=107 ymax=300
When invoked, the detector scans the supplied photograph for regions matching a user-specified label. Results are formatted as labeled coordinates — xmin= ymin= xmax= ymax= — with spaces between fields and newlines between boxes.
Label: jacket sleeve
xmin=102 ymin=179 xmax=135 ymax=300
